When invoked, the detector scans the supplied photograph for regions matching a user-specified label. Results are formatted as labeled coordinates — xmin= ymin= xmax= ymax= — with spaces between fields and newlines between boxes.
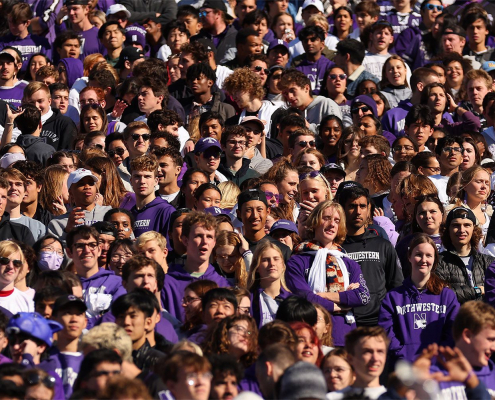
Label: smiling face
xmin=239 ymin=200 xmax=268 ymax=235
xmin=409 ymin=242 xmax=436 ymax=282
xmin=446 ymin=61 xmax=464 ymax=89
xmin=320 ymin=118 xmax=342 ymax=150
xmin=300 ymin=178 xmax=328 ymax=204
xmin=295 ymin=328 xmax=319 ymax=365
xmin=196 ymin=188 xmax=221 ymax=211
xmin=322 ymin=355 xmax=354 ymax=392
xmin=228 ymin=320 xmax=251 ymax=357
xmin=386 ymin=59 xmax=406 ymax=86
xmin=449 ymin=218 xmax=474 ymax=250
xmin=463 ymin=326 xmax=495 ymax=368
xmin=277 ymin=171 xmax=299 ymax=204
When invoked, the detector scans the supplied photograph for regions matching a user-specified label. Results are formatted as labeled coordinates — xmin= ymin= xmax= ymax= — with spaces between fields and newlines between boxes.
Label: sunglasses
xmin=297 ymin=140 xmax=316 ymax=148
xmin=265 ymin=191 xmax=281 ymax=202
xmin=253 ymin=65 xmax=269 ymax=75
xmin=329 ymin=73 xmax=347 ymax=80
xmin=351 ymin=105 xmax=371 ymax=114
xmin=131 ymin=133 xmax=151 ymax=141
xmin=26 ymin=373 xmax=56 ymax=388
xmin=424 ymin=3 xmax=444 ymax=11
xmin=299 ymin=170 xmax=323 ymax=180
xmin=107 ymin=147 xmax=126 ymax=157
xmin=0 ymin=257 xmax=22 ymax=268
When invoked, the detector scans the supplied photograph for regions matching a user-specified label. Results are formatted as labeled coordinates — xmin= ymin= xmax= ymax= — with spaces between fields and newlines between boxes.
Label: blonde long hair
xmin=247 ymin=240 xmax=289 ymax=291
xmin=213 ymin=231 xmax=248 ymax=288
xmin=39 ymin=165 xmax=68 ymax=216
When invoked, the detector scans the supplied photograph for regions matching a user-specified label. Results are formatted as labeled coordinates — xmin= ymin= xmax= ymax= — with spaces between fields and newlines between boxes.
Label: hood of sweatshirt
xmin=79 ymin=268 xmax=121 ymax=286
xmin=167 ymin=263 xmax=220 ymax=282
xmin=60 ymin=58 xmax=83 ymax=88
xmin=344 ymin=229 xmax=379 ymax=246
xmin=306 ymin=95 xmax=326 ymax=111
xmin=16 ymin=135 xmax=47 ymax=149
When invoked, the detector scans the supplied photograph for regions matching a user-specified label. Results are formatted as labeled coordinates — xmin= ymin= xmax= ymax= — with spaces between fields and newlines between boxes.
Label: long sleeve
xmin=378 ymin=292 xmax=403 ymax=357
xmin=484 ymin=260 xmax=495 ymax=306
xmin=384 ymin=242 xmax=404 ymax=291
xmin=440 ymin=288 xmax=460 ymax=347
xmin=37 ymin=0 xmax=63 ymax=33
xmin=338 ymin=258 xmax=370 ymax=307
xmin=444 ymin=111 xmax=481 ymax=136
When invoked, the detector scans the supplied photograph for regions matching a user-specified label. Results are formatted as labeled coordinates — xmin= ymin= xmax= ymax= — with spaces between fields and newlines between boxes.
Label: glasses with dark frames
xmin=0 ymin=257 xmax=22 ymax=268
xmin=131 ymin=133 xmax=151 ymax=141
xmin=253 ymin=65 xmax=269 ymax=74
xmin=107 ymin=147 xmax=126 ymax=157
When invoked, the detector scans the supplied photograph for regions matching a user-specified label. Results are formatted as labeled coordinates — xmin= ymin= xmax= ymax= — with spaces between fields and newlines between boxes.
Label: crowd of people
xmin=2 ymin=0 xmax=495 ymax=398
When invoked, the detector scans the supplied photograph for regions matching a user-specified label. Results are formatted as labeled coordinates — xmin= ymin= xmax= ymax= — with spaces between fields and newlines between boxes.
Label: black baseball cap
xmin=115 ymin=46 xmax=145 ymax=69
xmin=53 ymin=294 xmax=87 ymax=315
xmin=238 ymin=189 xmax=268 ymax=209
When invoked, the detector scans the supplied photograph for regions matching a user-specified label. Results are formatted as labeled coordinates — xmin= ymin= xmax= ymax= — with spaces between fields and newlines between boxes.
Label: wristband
xmin=241 ymin=250 xmax=252 ymax=258
xmin=475 ymin=287 xmax=482 ymax=297
xmin=463 ymin=370 xmax=475 ymax=385
xmin=5 ymin=122 xmax=13 ymax=126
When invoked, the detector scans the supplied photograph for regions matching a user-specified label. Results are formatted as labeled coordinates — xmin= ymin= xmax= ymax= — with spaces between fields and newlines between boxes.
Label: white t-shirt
xmin=0 ymin=288 xmax=34 ymax=314
xmin=160 ymin=191 xmax=180 ymax=204
xmin=428 ymin=174 xmax=450 ymax=207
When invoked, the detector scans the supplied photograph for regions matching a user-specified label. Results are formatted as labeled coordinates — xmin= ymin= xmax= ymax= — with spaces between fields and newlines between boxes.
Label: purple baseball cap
xmin=204 ymin=207 xmax=228 ymax=216
xmin=194 ymin=137 xmax=222 ymax=153
xmin=268 ymin=39 xmax=290 ymax=53
xmin=270 ymin=219 xmax=298 ymax=235
xmin=351 ymin=95 xmax=378 ymax=117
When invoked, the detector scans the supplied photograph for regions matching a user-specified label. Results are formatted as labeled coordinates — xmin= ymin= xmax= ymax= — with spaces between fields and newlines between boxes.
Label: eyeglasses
xmin=41 ymin=246 xmax=64 ymax=257
xmin=442 ymin=146 xmax=463 ymax=154
xmin=425 ymin=166 xmax=441 ymax=173
xmin=227 ymin=139 xmax=246 ymax=147
xmin=253 ymin=65 xmax=269 ymax=75
xmin=110 ymin=254 xmax=132 ymax=262
xmin=131 ymin=133 xmax=151 ymax=141
xmin=25 ymin=373 xmax=56 ymax=388
xmin=73 ymin=242 xmax=99 ymax=251
xmin=238 ymin=306 xmax=251 ymax=315
xmin=329 ymin=73 xmax=347 ymax=80
xmin=198 ymin=10 xmax=213 ymax=18
xmin=299 ymin=170 xmax=323 ymax=180
xmin=185 ymin=372 xmax=213 ymax=386
xmin=107 ymin=147 xmax=126 ymax=157
xmin=265 ymin=191 xmax=281 ymax=202
xmin=182 ymin=296 xmax=201 ymax=305
xmin=424 ymin=3 xmax=444 ymax=11
xmin=296 ymin=140 xmax=316 ymax=148
xmin=244 ymin=126 xmax=262 ymax=135
xmin=393 ymin=145 xmax=414 ymax=152
xmin=0 ymin=257 xmax=22 ymax=268
xmin=230 ymin=324 xmax=252 ymax=336
xmin=351 ymin=105 xmax=371 ymax=114
xmin=79 ymin=99 xmax=98 ymax=107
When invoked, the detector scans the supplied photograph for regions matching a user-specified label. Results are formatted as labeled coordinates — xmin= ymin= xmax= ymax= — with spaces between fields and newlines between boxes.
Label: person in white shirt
xmin=154 ymin=147 xmax=182 ymax=208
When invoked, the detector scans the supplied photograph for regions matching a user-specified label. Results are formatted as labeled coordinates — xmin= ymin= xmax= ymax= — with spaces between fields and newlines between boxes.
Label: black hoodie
xmin=40 ymin=108 xmax=77 ymax=151
xmin=16 ymin=135 xmax=55 ymax=166
xmin=342 ymin=229 xmax=403 ymax=326
xmin=0 ymin=213 xmax=35 ymax=247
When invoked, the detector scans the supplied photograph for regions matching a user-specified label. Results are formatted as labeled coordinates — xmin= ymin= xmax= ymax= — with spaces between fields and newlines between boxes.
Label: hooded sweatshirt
xmin=285 ymin=252 xmax=370 ymax=346
xmin=161 ymin=263 xmax=230 ymax=322
xmin=378 ymin=278 xmax=459 ymax=364
xmin=60 ymin=58 xmax=84 ymax=89
xmin=41 ymin=347 xmax=83 ymax=399
xmin=342 ymin=230 xmax=404 ymax=326
xmin=40 ymin=107 xmax=77 ymax=151
xmin=16 ymin=134 xmax=55 ymax=166
xmin=80 ymin=268 xmax=126 ymax=329
xmin=0 ymin=212 xmax=35 ymax=246
xmin=305 ymin=96 xmax=342 ymax=132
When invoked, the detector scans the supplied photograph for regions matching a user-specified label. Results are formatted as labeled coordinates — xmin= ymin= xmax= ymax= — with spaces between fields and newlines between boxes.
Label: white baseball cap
xmin=0 ymin=153 xmax=25 ymax=169
xmin=106 ymin=4 xmax=131 ymax=18
xmin=68 ymin=168 xmax=98 ymax=189
xmin=302 ymin=0 xmax=325 ymax=13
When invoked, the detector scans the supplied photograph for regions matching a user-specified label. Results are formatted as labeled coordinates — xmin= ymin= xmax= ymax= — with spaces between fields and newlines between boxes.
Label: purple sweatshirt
xmin=21 ymin=353 xmax=65 ymax=400
xmin=59 ymin=58 xmax=83 ymax=88
xmin=132 ymin=197 xmax=175 ymax=251
xmin=0 ymin=34 xmax=51 ymax=74
xmin=294 ymin=57 xmax=334 ymax=95
xmin=436 ymin=112 xmax=481 ymax=136
xmin=386 ymin=10 xmax=421 ymax=39
xmin=78 ymin=27 xmax=107 ymax=60
xmin=41 ymin=347 xmax=83 ymax=399
xmin=161 ymin=263 xmax=230 ymax=322
xmin=0 ymin=81 xmax=28 ymax=108
xmin=285 ymin=253 xmax=370 ymax=346
xmin=26 ymin=0 xmax=63 ymax=43
xmin=378 ymin=278 xmax=459 ymax=364
xmin=80 ymin=268 xmax=126 ymax=329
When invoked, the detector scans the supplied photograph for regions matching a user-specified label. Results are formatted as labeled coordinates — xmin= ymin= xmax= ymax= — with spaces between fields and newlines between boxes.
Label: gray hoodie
xmin=305 ymin=96 xmax=342 ymax=132
xmin=246 ymin=147 xmax=273 ymax=175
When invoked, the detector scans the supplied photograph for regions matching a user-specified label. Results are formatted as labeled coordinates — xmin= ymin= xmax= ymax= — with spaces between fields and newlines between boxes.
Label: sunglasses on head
xmin=253 ymin=65 xmax=269 ymax=74
xmin=297 ymin=140 xmax=316 ymax=148
xmin=299 ymin=170 xmax=322 ymax=180
xmin=329 ymin=73 xmax=347 ymax=80
xmin=0 ymin=257 xmax=22 ymax=268
xmin=107 ymin=147 xmax=126 ymax=157
xmin=26 ymin=373 xmax=56 ymax=388
xmin=424 ymin=3 xmax=444 ymax=11
xmin=351 ymin=105 xmax=371 ymax=114
xmin=131 ymin=133 xmax=151 ymax=141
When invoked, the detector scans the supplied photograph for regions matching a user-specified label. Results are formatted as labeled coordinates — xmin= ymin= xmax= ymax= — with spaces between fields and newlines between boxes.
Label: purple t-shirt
xmin=0 ymin=34 xmax=51 ymax=73
xmin=295 ymin=56 xmax=334 ymax=95
xmin=0 ymin=81 xmax=28 ymax=108
xmin=78 ymin=27 xmax=107 ymax=60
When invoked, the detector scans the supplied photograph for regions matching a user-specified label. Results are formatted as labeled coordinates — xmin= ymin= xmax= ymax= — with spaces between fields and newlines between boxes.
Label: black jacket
xmin=217 ymin=157 xmax=260 ymax=187
xmin=132 ymin=340 xmax=165 ymax=372
xmin=119 ymin=0 xmax=177 ymax=26
xmin=192 ymin=25 xmax=238 ymax=64
xmin=16 ymin=135 xmax=55 ymax=166
xmin=342 ymin=229 xmax=404 ymax=326
xmin=181 ymin=91 xmax=236 ymax=125
xmin=41 ymin=108 xmax=77 ymax=151
xmin=437 ymin=250 xmax=494 ymax=304
xmin=0 ymin=213 xmax=35 ymax=246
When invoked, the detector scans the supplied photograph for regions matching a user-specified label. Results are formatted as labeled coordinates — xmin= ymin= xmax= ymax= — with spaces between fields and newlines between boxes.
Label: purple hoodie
xmin=80 ymin=268 xmax=127 ymax=329
xmin=59 ymin=58 xmax=83 ymax=89
xmin=250 ymin=286 xmax=292 ymax=328
xmin=285 ymin=253 xmax=370 ymax=346
xmin=131 ymin=197 xmax=175 ymax=251
xmin=386 ymin=10 xmax=421 ymax=39
xmin=294 ymin=57 xmax=335 ymax=95
xmin=161 ymin=263 xmax=230 ymax=322
xmin=379 ymin=278 xmax=459 ymax=364
xmin=41 ymin=347 xmax=83 ymax=399
xmin=21 ymin=353 xmax=65 ymax=400
xmin=78 ymin=27 xmax=107 ymax=60
xmin=0 ymin=34 xmax=51 ymax=74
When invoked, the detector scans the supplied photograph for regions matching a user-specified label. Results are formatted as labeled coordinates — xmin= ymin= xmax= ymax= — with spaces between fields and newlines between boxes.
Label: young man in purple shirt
xmin=161 ymin=211 xmax=229 ymax=322
xmin=292 ymin=26 xmax=334 ymax=95
xmin=0 ymin=49 xmax=27 ymax=109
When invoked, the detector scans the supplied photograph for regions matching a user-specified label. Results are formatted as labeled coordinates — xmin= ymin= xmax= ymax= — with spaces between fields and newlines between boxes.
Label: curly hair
xmin=130 ymin=154 xmax=158 ymax=175
xmin=362 ymin=154 xmax=392 ymax=193
xmin=202 ymin=314 xmax=258 ymax=368
xmin=306 ymin=200 xmax=347 ymax=245
xmin=223 ymin=67 xmax=265 ymax=100
xmin=213 ymin=231 xmax=248 ymax=288
xmin=278 ymin=68 xmax=311 ymax=91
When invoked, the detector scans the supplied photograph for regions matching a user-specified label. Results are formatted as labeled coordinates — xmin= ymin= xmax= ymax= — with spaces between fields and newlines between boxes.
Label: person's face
xmin=301 ymin=35 xmax=324 ymax=56
xmin=126 ymin=128 xmax=150 ymax=156
xmin=126 ymin=265 xmax=158 ymax=293
xmin=239 ymin=200 xmax=268 ymax=233
xmin=97 ymin=233 xmax=115 ymax=265
xmin=83 ymin=109 xmax=103 ymax=132
xmin=236 ymin=0 xmax=257 ymax=21
xmin=200 ymin=8 xmax=218 ymax=30
xmin=268 ymin=48 xmax=289 ymax=68
xmin=409 ymin=242 xmax=436 ymax=281
xmin=247 ymin=18 xmax=268 ymax=38
xmin=358 ymin=80 xmax=377 ymax=95
xmin=370 ymin=27 xmax=394 ymax=53
xmin=196 ymin=188 xmax=221 ymax=211
xmin=182 ymin=288 xmax=202 ymax=319
xmin=442 ymin=33 xmax=466 ymax=54
xmin=26 ymin=383 xmax=53 ymax=400
xmin=67 ymin=234 xmax=101 ymax=271
xmin=464 ymin=170 xmax=490 ymax=202
xmin=183 ymin=224 xmax=216 ymax=264
xmin=188 ymin=73 xmax=213 ymax=96
xmin=299 ymin=153 xmax=322 ymax=170
xmin=167 ymin=28 xmax=189 ymax=53
xmin=201 ymin=119 xmax=223 ymax=141
xmin=427 ymin=86 xmax=447 ymax=114
xmin=204 ymin=298 xmax=235 ymax=325
xmin=348 ymin=336 xmax=387 ymax=382
xmin=35 ymin=298 xmax=56 ymax=319
xmin=461 ymin=143 xmax=477 ymax=171
xmin=157 ymin=155 xmax=181 ymax=187
xmin=257 ymin=247 xmax=284 ymax=281
xmin=359 ymin=116 xmax=377 ymax=136
xmin=351 ymin=103 xmax=373 ymax=125
xmin=407 ymin=121 xmax=433 ymax=147
xmin=107 ymin=140 xmax=129 ymax=167
xmin=131 ymin=169 xmax=158 ymax=199
xmin=6 ymin=178 xmax=25 ymax=209
xmin=301 ymin=5 xmax=321 ymax=24
xmin=29 ymin=55 xmax=47 ymax=80
xmin=271 ymin=229 xmax=294 ymax=249
xmin=300 ymin=179 xmax=327 ymax=204
xmin=314 ymin=207 xmax=341 ymax=246
xmin=108 ymin=245 xmax=133 ymax=276
xmin=231 ymin=91 xmax=252 ymax=110
xmin=393 ymin=138 xmax=416 ymax=162
xmin=278 ymin=170 xmax=299 ymax=204
xmin=335 ymin=9 xmax=353 ymax=34
xmin=168 ymin=57 xmax=182 ymax=82
xmin=467 ymin=78 xmax=489 ymax=108
xmin=449 ymin=218 xmax=474 ymax=249
xmin=228 ymin=319 xmax=251 ymax=356
xmin=421 ymin=1 xmax=443 ymax=27
xmin=242 ymin=35 xmax=263 ymax=57
xmin=295 ymin=328 xmax=319 ymax=365
xmin=282 ymin=83 xmax=310 ymax=109
xmin=56 ymin=305 xmax=87 ymax=339
xmin=79 ymin=89 xmax=101 ymax=108
xmin=108 ymin=212 xmax=132 ymax=240
xmin=0 ymin=250 xmax=22 ymax=287
xmin=322 ymin=355 xmax=354 ymax=392
xmin=313 ymin=307 xmax=328 ymax=341
xmin=22 ymin=177 xmax=40 ymax=205
xmin=355 ymin=158 xmax=368 ymax=185
xmin=85 ymin=361 xmax=121 ymax=392
xmin=0 ymin=54 xmax=19 ymax=81
xmin=320 ymin=118 xmax=342 ymax=149
xmin=50 ymin=90 xmax=69 ymax=116
xmin=197 ymin=148 xmax=222 ymax=175
xmin=242 ymin=122 xmax=263 ymax=148
xmin=446 ymin=61 xmax=464 ymax=89
xmin=419 ymin=157 xmax=440 ymax=176
xmin=250 ymin=60 xmax=268 ymax=86
xmin=215 ymin=245 xmax=238 ymax=274
xmin=68 ymin=4 xmax=89 ymax=24
xmin=274 ymin=15 xmax=293 ymax=39
xmin=102 ymin=24 xmax=125 ymax=50
xmin=361 ymin=145 xmax=380 ymax=158
xmin=356 ymin=11 xmax=376 ymax=30
xmin=467 ymin=18 xmax=488 ymax=45
xmin=138 ymin=86 xmax=163 ymax=114
xmin=326 ymin=68 xmax=347 ymax=96
xmin=184 ymin=173 xmax=208 ymax=206
xmin=325 ymin=171 xmax=345 ymax=196
xmin=343 ymin=196 xmax=370 ymax=232
xmin=292 ymin=135 xmax=315 ymax=158
xmin=430 ymin=65 xmax=446 ymax=84
xmin=210 ymin=372 xmax=238 ymax=400
xmin=386 ymin=59 xmax=406 ymax=86
xmin=224 ymin=134 xmax=247 ymax=160
xmin=439 ymin=142 xmax=463 ymax=170
xmin=416 ymin=201 xmax=442 ymax=235
xmin=70 ymin=175 xmax=97 ymax=206
xmin=108 ymin=11 xmax=129 ymax=28
xmin=116 ymin=306 xmax=151 ymax=343
xmin=169 ymin=366 xmax=212 ymax=400
xmin=25 ymin=90 xmax=52 ymax=115
xmin=465 ymin=327 xmax=495 ymax=368
xmin=60 ymin=38 xmax=81 ymax=59
xmin=260 ymin=183 xmax=280 ymax=208
xmin=143 ymin=19 xmax=161 ymax=36
xmin=178 ymin=15 xmax=202 ymax=36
